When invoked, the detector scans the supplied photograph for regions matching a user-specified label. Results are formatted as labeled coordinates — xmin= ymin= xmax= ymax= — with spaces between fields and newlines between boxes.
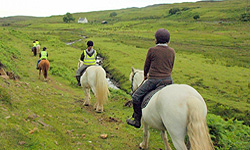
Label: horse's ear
xmin=131 ymin=67 xmax=134 ymax=73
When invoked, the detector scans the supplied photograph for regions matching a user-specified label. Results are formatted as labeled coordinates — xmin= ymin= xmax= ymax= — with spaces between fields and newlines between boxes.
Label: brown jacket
xmin=144 ymin=45 xmax=175 ymax=79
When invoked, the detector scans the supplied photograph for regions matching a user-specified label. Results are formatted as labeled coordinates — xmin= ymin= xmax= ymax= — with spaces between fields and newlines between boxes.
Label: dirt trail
xmin=26 ymin=49 xmax=121 ymax=126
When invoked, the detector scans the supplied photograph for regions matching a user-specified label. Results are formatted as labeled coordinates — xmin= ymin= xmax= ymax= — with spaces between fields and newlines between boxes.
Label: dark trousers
xmin=36 ymin=59 xmax=41 ymax=69
xmin=76 ymin=65 xmax=91 ymax=77
xmin=132 ymin=77 xmax=173 ymax=106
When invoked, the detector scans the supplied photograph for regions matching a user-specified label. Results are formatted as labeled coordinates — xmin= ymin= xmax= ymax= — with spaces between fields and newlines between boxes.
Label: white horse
xmin=78 ymin=60 xmax=110 ymax=113
xmin=36 ymin=44 xmax=40 ymax=54
xmin=129 ymin=67 xmax=214 ymax=150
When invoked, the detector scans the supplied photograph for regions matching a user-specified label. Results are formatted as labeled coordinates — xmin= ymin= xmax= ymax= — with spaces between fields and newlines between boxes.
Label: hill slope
xmin=0 ymin=0 xmax=250 ymax=149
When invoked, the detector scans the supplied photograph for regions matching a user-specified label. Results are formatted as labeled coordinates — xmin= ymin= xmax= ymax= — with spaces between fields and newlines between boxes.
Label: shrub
xmin=240 ymin=13 xmax=250 ymax=22
xmin=110 ymin=12 xmax=117 ymax=17
xmin=207 ymin=114 xmax=250 ymax=149
xmin=182 ymin=7 xmax=190 ymax=11
xmin=169 ymin=8 xmax=180 ymax=15
xmin=193 ymin=14 xmax=200 ymax=20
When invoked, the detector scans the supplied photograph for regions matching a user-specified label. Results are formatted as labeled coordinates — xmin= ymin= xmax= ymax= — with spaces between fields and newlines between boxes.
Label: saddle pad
xmin=141 ymin=85 xmax=165 ymax=109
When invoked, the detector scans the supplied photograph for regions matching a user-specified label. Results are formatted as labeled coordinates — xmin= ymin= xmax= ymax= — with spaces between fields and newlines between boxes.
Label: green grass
xmin=0 ymin=0 xmax=250 ymax=149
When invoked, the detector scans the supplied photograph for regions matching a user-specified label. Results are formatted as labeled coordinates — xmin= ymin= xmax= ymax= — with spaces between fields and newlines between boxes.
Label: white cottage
xmin=78 ymin=17 xmax=88 ymax=23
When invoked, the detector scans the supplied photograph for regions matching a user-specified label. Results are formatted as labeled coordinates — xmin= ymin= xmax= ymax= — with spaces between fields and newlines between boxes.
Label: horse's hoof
xmin=95 ymin=110 xmax=102 ymax=113
xmin=139 ymin=143 xmax=146 ymax=150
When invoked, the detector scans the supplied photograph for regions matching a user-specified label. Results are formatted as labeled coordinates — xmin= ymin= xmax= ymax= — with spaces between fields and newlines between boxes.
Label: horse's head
xmin=78 ymin=60 xmax=83 ymax=69
xmin=130 ymin=67 xmax=144 ymax=94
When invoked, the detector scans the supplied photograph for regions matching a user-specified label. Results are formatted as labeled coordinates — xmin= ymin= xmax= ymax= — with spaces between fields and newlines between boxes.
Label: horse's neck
xmin=134 ymin=71 xmax=144 ymax=85
xmin=78 ymin=61 xmax=83 ymax=69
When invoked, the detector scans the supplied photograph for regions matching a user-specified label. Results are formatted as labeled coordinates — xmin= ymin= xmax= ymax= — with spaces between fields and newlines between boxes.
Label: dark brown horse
xmin=38 ymin=59 xmax=49 ymax=81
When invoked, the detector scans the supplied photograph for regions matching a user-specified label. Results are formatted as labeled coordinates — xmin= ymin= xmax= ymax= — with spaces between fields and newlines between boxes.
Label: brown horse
xmin=38 ymin=59 xmax=49 ymax=81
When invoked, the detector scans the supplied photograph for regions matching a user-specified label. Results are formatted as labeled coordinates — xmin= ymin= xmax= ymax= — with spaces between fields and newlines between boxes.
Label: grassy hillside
xmin=0 ymin=0 xmax=250 ymax=149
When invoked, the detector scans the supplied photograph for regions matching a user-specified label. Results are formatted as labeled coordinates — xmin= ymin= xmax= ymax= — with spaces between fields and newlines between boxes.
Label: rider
xmin=126 ymin=28 xmax=175 ymax=128
xmin=32 ymin=41 xmax=36 ymax=53
xmin=36 ymin=47 xmax=48 ymax=69
xmin=75 ymin=40 xmax=97 ymax=86
xmin=35 ymin=40 xmax=40 ymax=45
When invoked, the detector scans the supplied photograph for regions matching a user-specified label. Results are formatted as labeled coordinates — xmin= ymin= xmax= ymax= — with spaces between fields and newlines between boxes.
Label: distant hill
xmin=0 ymin=16 xmax=37 ymax=23
xmin=0 ymin=0 xmax=247 ymax=25
xmin=200 ymin=0 xmax=223 ymax=1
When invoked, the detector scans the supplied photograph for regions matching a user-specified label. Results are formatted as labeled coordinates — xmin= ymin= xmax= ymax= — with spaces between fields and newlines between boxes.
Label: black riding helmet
xmin=155 ymin=28 xmax=170 ymax=44
xmin=87 ymin=41 xmax=94 ymax=47
xmin=43 ymin=47 xmax=47 ymax=51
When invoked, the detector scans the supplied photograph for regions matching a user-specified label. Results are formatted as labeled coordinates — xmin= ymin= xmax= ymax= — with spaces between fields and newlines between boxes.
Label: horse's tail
xmin=187 ymin=96 xmax=214 ymax=150
xmin=95 ymin=67 xmax=110 ymax=106
xmin=43 ymin=60 xmax=49 ymax=79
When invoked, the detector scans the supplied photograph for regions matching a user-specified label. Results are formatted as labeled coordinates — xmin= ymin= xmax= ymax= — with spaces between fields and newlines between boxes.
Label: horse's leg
xmin=167 ymin=126 xmax=187 ymax=150
xmin=91 ymin=87 xmax=103 ymax=113
xmin=95 ymin=104 xmax=103 ymax=113
xmin=83 ymin=87 xmax=91 ymax=106
xmin=95 ymin=103 xmax=103 ymax=113
xmin=94 ymin=96 xmax=103 ymax=113
xmin=39 ymin=69 xmax=41 ymax=79
xmin=161 ymin=130 xmax=172 ymax=150
xmin=95 ymin=95 xmax=103 ymax=113
xmin=139 ymin=120 xmax=150 ymax=149
xmin=91 ymin=87 xmax=99 ymax=111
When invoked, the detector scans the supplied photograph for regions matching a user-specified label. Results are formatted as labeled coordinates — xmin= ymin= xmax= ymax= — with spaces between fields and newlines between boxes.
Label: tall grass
xmin=0 ymin=0 xmax=249 ymax=149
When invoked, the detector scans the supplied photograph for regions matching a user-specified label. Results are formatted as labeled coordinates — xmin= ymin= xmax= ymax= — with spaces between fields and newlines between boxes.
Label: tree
xmin=110 ymin=12 xmax=117 ymax=17
xmin=63 ymin=12 xmax=75 ymax=23
xmin=193 ymin=15 xmax=200 ymax=20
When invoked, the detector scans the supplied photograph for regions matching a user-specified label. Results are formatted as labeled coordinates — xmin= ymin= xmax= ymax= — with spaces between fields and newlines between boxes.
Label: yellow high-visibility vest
xmin=40 ymin=51 xmax=47 ymax=60
xmin=83 ymin=50 xmax=97 ymax=65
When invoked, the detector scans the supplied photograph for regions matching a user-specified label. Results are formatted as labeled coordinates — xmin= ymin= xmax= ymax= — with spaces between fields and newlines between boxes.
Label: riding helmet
xmin=43 ymin=47 xmax=47 ymax=51
xmin=87 ymin=41 xmax=94 ymax=47
xmin=155 ymin=28 xmax=170 ymax=44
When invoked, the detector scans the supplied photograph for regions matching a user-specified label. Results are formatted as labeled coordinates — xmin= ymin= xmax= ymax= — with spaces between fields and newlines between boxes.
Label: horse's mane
xmin=133 ymin=68 xmax=143 ymax=72
xmin=78 ymin=60 xmax=83 ymax=68
xmin=129 ymin=67 xmax=143 ymax=81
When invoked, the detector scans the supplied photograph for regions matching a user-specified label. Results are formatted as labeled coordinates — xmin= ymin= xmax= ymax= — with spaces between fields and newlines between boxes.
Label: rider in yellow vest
xmin=33 ymin=41 xmax=37 ymax=47
xmin=76 ymin=41 xmax=97 ymax=86
xmin=35 ymin=40 xmax=40 ymax=45
xmin=32 ymin=41 xmax=36 ymax=55
xmin=36 ymin=47 xmax=48 ymax=69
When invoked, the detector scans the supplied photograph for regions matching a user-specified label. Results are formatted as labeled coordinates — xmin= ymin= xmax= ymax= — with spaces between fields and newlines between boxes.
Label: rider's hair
xmin=155 ymin=28 xmax=170 ymax=44
xmin=87 ymin=41 xmax=94 ymax=47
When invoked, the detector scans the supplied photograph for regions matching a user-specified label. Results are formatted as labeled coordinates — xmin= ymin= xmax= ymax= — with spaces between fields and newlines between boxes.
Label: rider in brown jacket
xmin=127 ymin=28 xmax=175 ymax=128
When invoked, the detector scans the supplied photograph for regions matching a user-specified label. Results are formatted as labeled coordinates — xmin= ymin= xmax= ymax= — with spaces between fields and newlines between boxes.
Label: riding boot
xmin=126 ymin=103 xmax=142 ymax=128
xmin=76 ymin=76 xmax=81 ymax=86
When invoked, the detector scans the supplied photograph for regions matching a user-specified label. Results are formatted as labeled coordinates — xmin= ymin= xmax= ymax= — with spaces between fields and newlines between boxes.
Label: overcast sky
xmin=0 ymin=0 xmax=199 ymax=18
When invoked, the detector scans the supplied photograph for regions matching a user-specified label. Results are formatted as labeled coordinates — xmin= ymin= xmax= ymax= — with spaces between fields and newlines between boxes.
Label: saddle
xmin=80 ymin=65 xmax=90 ymax=76
xmin=141 ymin=78 xmax=173 ymax=109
